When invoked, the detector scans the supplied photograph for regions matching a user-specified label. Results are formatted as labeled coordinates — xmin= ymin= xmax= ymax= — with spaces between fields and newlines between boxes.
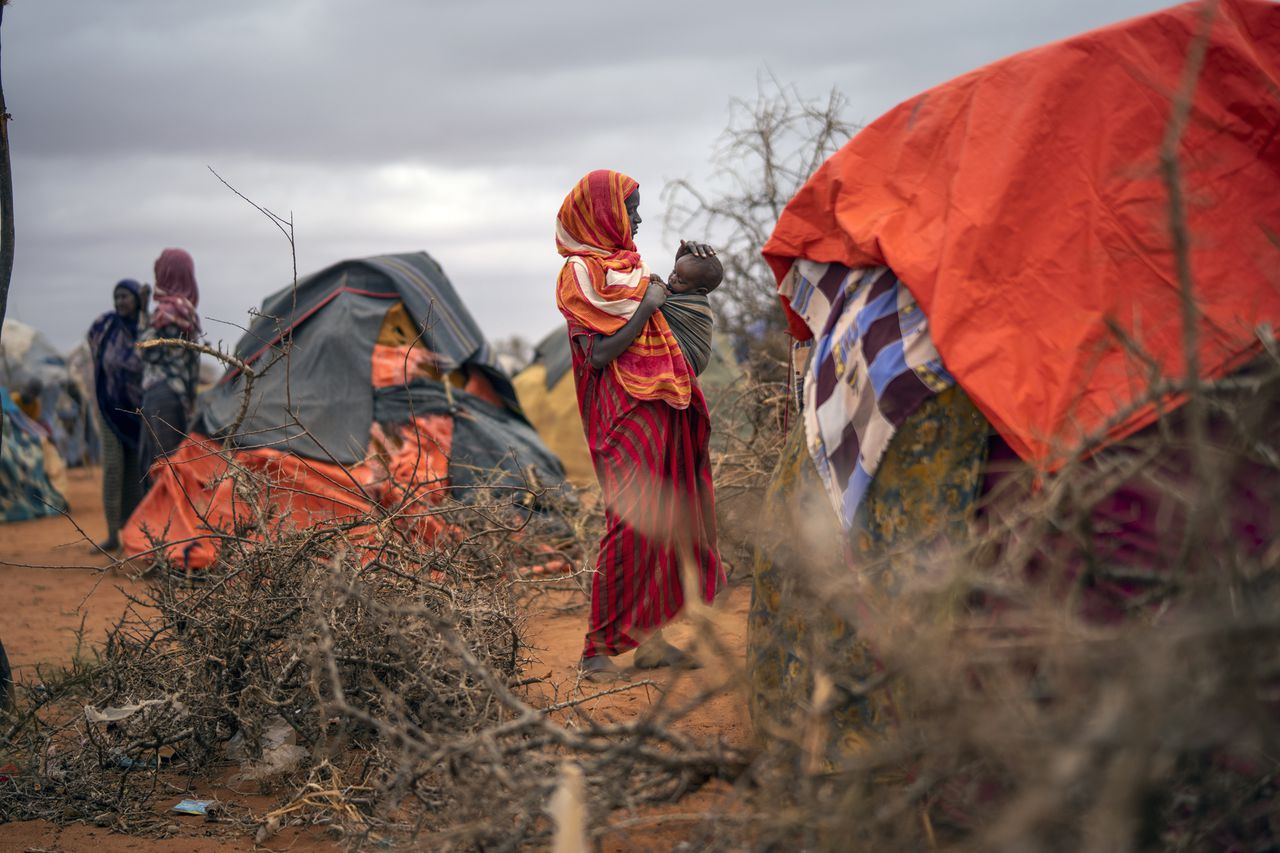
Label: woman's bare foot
xmin=578 ymin=654 xmax=628 ymax=682
xmin=633 ymin=634 xmax=700 ymax=670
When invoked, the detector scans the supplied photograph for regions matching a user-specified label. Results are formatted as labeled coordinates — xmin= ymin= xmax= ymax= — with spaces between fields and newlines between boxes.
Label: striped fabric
xmin=568 ymin=324 xmax=724 ymax=658
xmin=555 ymin=170 xmax=693 ymax=409
xmin=779 ymin=260 xmax=955 ymax=527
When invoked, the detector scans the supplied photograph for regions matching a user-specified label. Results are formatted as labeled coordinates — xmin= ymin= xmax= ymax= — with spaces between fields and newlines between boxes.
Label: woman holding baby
xmin=554 ymin=169 xmax=725 ymax=680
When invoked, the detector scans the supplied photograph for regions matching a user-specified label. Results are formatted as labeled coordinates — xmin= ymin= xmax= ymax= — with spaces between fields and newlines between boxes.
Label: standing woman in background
xmin=87 ymin=278 xmax=146 ymax=551
xmin=138 ymin=248 xmax=202 ymax=484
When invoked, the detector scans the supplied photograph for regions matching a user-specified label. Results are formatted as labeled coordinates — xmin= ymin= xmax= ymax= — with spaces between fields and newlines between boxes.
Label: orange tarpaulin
xmin=122 ymin=435 xmax=376 ymax=569
xmin=121 ymin=423 xmax=455 ymax=570
xmin=120 ymin=318 xmax=515 ymax=570
xmin=764 ymin=0 xmax=1280 ymax=466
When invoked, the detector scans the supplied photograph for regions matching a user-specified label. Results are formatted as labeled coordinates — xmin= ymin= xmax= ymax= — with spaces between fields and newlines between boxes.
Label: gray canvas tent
xmin=195 ymin=251 xmax=565 ymax=491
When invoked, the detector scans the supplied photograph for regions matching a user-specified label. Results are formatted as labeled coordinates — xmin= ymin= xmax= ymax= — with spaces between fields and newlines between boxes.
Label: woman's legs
xmin=120 ymin=441 xmax=144 ymax=525
xmin=96 ymin=409 xmax=125 ymax=549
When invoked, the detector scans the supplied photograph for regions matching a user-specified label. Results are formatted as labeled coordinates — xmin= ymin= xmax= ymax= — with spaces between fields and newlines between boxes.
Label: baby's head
xmin=668 ymin=254 xmax=724 ymax=296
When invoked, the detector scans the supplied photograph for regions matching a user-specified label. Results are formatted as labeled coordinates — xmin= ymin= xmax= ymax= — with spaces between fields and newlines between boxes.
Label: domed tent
xmin=1 ymin=319 xmax=94 ymax=468
xmin=510 ymin=329 xmax=592 ymax=487
xmin=513 ymin=326 xmax=743 ymax=489
xmin=0 ymin=388 xmax=69 ymax=522
xmin=122 ymin=252 xmax=565 ymax=568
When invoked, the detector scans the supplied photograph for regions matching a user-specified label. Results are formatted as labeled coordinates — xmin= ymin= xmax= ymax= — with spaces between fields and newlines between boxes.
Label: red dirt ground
xmin=0 ymin=467 xmax=751 ymax=852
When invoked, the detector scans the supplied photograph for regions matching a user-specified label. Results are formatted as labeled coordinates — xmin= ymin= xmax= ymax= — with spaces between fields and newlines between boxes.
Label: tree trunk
xmin=0 ymin=3 xmax=14 ymax=448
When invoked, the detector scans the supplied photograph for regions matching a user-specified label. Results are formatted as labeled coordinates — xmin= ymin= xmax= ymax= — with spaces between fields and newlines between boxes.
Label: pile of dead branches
xmin=0 ymin=457 xmax=748 ymax=849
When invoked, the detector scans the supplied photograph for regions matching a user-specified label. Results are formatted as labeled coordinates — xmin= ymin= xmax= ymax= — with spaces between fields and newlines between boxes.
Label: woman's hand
xmin=642 ymin=275 xmax=669 ymax=309
xmin=677 ymin=240 xmax=717 ymax=259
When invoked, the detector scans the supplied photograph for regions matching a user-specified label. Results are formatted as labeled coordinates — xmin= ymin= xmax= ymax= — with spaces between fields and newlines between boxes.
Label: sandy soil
xmin=0 ymin=467 xmax=750 ymax=852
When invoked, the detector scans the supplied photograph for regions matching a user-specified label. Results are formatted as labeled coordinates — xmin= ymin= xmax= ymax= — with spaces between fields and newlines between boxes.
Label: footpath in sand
xmin=0 ymin=466 xmax=751 ymax=852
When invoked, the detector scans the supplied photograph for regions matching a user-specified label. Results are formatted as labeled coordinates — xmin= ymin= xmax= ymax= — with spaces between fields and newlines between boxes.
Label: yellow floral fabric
xmin=748 ymin=386 xmax=989 ymax=766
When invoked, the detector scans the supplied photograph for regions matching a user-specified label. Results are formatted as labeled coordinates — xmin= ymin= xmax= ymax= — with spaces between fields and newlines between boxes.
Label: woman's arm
xmin=578 ymin=276 xmax=669 ymax=369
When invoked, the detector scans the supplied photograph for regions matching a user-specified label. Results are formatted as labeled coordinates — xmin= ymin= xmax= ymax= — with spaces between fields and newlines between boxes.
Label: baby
xmin=660 ymin=251 xmax=723 ymax=376
xmin=668 ymin=252 xmax=723 ymax=297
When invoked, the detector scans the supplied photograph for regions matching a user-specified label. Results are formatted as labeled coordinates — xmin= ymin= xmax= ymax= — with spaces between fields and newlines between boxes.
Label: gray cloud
xmin=5 ymin=0 xmax=1171 ymax=350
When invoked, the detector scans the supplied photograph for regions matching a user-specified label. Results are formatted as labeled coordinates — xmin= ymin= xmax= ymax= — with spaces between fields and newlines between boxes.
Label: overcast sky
xmin=5 ymin=0 xmax=1173 ymax=353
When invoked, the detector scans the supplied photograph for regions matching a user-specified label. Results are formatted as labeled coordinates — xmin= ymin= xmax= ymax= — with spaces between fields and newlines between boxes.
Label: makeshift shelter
xmin=0 ymin=388 xmax=69 ymax=522
xmin=63 ymin=340 xmax=101 ymax=464
xmin=122 ymin=252 xmax=566 ymax=568
xmin=751 ymin=0 xmax=1280 ymax=771
xmin=764 ymin=0 xmax=1280 ymax=471
xmin=512 ymin=330 xmax=593 ymax=486
xmin=1 ymin=319 xmax=94 ymax=467
xmin=512 ymin=326 xmax=743 ymax=488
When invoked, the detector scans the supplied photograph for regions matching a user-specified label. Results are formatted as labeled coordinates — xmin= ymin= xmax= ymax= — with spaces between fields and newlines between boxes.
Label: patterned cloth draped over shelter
xmin=0 ymin=319 xmax=94 ymax=468
xmin=0 ymin=389 xmax=69 ymax=522
xmin=748 ymin=387 xmax=990 ymax=766
xmin=779 ymin=261 xmax=953 ymax=526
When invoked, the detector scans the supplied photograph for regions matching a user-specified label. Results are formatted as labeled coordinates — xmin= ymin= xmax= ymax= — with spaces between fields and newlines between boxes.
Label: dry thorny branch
xmin=4 ymin=47 xmax=1280 ymax=849
xmin=663 ymin=77 xmax=860 ymax=382
xmin=733 ymin=351 xmax=1280 ymax=852
xmin=0 ymin=456 xmax=748 ymax=849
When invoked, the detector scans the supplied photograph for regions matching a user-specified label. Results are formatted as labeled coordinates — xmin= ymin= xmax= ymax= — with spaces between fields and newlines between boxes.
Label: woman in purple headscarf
xmin=137 ymin=248 xmax=202 ymax=484
xmin=87 ymin=278 xmax=146 ymax=550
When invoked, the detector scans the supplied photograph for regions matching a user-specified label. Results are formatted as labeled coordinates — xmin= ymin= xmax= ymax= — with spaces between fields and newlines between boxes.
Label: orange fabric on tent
xmin=365 ymin=415 xmax=453 ymax=543
xmin=763 ymin=0 xmax=1280 ymax=467
xmin=121 ymin=435 xmax=377 ymax=569
xmin=122 ymin=418 xmax=459 ymax=569
xmin=124 ymin=313 xmax=510 ymax=570
xmin=369 ymin=326 xmax=505 ymax=408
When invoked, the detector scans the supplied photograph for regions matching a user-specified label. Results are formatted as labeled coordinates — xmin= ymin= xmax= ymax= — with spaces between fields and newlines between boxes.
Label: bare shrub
xmin=728 ymin=354 xmax=1280 ymax=851
xmin=0 ymin=460 xmax=750 ymax=848
xmin=663 ymin=78 xmax=859 ymax=383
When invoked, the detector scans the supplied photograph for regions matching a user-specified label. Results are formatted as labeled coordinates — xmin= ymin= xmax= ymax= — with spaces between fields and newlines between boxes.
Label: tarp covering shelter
xmin=513 ymin=326 xmax=743 ymax=488
xmin=63 ymin=340 xmax=101 ymax=465
xmin=763 ymin=0 xmax=1280 ymax=468
xmin=512 ymin=330 xmax=594 ymax=486
xmin=122 ymin=252 xmax=565 ymax=568
xmin=0 ymin=388 xmax=68 ymax=522
xmin=752 ymin=0 xmax=1280 ymax=779
xmin=1 ymin=319 xmax=94 ymax=467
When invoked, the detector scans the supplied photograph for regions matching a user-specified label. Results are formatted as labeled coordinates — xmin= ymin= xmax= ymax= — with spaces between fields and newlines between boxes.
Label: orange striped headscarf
xmin=555 ymin=170 xmax=692 ymax=409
